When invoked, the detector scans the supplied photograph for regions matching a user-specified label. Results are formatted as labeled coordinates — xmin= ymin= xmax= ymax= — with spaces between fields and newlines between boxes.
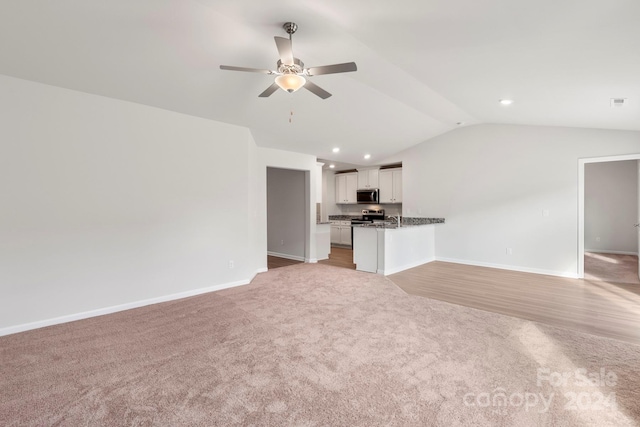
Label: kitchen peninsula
xmin=352 ymin=218 xmax=444 ymax=275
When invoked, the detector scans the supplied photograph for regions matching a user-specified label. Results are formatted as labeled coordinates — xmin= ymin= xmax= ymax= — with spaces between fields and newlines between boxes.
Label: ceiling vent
xmin=610 ymin=98 xmax=628 ymax=107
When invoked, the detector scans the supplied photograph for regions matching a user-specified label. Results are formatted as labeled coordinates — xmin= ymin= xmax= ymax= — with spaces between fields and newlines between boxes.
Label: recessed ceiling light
xmin=364 ymin=154 xmax=371 ymax=160
xmin=332 ymin=148 xmax=340 ymax=153
xmin=329 ymin=164 xmax=335 ymax=169
xmin=499 ymin=99 xmax=514 ymax=105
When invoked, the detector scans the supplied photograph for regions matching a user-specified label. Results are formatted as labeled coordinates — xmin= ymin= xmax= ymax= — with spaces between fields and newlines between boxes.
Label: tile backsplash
xmin=339 ymin=204 xmax=402 ymax=216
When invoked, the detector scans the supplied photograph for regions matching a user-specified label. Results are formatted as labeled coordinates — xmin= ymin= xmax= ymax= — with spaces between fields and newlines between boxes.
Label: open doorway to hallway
xmin=583 ymin=159 xmax=639 ymax=283
xmin=266 ymin=167 xmax=307 ymax=270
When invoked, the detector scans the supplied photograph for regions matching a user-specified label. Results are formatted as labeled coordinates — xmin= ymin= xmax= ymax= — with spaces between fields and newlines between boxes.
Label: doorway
xmin=266 ymin=167 xmax=308 ymax=269
xmin=579 ymin=154 xmax=640 ymax=282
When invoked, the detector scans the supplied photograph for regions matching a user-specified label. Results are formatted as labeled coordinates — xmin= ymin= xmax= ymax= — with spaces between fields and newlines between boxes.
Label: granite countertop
xmin=328 ymin=215 xmax=360 ymax=221
xmin=316 ymin=221 xmax=332 ymax=225
xmin=352 ymin=218 xmax=445 ymax=229
xmin=329 ymin=215 xmax=445 ymax=228
xmin=398 ymin=217 xmax=445 ymax=225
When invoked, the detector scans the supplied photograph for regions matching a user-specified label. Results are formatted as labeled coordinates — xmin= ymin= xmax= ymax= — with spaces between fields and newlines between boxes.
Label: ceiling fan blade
xmin=258 ymin=82 xmax=280 ymax=98
xmin=274 ymin=36 xmax=294 ymax=66
xmin=303 ymin=80 xmax=332 ymax=99
xmin=220 ymin=65 xmax=273 ymax=74
xmin=306 ymin=62 xmax=357 ymax=76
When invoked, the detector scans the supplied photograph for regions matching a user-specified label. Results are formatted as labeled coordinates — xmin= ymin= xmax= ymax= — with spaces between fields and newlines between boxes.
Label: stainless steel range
xmin=362 ymin=209 xmax=385 ymax=222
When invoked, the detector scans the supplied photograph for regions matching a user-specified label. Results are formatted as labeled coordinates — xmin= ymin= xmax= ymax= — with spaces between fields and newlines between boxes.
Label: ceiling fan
xmin=220 ymin=22 xmax=357 ymax=99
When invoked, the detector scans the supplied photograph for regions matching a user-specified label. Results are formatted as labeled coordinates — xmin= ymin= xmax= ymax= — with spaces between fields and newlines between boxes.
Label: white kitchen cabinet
xmin=392 ymin=169 xmax=402 ymax=203
xmin=335 ymin=173 xmax=358 ymax=204
xmin=340 ymin=226 xmax=352 ymax=246
xmin=379 ymin=169 xmax=402 ymax=204
xmin=357 ymin=168 xmax=379 ymax=189
xmin=330 ymin=221 xmax=352 ymax=246
xmin=336 ymin=175 xmax=346 ymax=204
xmin=330 ymin=224 xmax=341 ymax=244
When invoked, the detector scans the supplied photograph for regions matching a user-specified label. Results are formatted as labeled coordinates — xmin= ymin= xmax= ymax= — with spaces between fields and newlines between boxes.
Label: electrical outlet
xmin=506 ymin=248 xmax=513 ymax=255
xmin=228 ymin=260 xmax=234 ymax=269
xmin=596 ymin=237 xmax=601 ymax=242
xmin=280 ymin=239 xmax=284 ymax=245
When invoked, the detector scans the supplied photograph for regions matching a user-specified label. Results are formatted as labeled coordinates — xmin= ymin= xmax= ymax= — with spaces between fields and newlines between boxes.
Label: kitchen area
xmin=322 ymin=163 xmax=444 ymax=275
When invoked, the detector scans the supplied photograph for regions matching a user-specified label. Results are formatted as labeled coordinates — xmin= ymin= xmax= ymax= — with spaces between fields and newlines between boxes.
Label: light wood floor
xmin=268 ymin=250 xmax=640 ymax=344
xmin=268 ymin=246 xmax=355 ymax=270
xmin=319 ymin=246 xmax=356 ymax=270
xmin=389 ymin=260 xmax=640 ymax=345
xmin=267 ymin=255 xmax=303 ymax=269
xmin=585 ymin=251 xmax=639 ymax=284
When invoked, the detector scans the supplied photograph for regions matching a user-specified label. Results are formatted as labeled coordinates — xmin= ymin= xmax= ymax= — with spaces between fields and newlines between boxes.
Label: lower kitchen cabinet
xmin=330 ymin=221 xmax=352 ymax=246
xmin=330 ymin=225 xmax=341 ymax=244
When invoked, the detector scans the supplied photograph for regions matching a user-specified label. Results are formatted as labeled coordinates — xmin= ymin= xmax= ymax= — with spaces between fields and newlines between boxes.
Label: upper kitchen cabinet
xmin=357 ymin=168 xmax=379 ymax=189
xmin=379 ymin=168 xmax=402 ymax=204
xmin=335 ymin=172 xmax=358 ymax=204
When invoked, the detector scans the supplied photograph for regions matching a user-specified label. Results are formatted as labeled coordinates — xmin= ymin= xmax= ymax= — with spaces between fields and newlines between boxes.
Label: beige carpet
xmin=1 ymin=264 xmax=639 ymax=426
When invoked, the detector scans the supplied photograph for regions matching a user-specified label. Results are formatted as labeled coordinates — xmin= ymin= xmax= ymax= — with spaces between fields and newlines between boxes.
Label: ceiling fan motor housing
xmin=277 ymin=58 xmax=304 ymax=75
xmin=283 ymin=22 xmax=298 ymax=35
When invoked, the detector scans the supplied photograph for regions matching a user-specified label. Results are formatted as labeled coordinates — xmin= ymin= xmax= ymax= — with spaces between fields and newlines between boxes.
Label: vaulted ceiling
xmin=1 ymin=1 xmax=638 ymax=166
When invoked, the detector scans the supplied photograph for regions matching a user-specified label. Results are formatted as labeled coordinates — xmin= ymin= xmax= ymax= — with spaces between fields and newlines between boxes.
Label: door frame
xmin=266 ymin=166 xmax=311 ymax=264
xmin=578 ymin=153 xmax=640 ymax=278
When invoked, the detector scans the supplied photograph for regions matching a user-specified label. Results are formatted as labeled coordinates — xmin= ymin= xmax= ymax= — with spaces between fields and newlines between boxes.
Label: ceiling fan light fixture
xmin=275 ymin=74 xmax=306 ymax=93
xmin=220 ymin=22 xmax=356 ymax=99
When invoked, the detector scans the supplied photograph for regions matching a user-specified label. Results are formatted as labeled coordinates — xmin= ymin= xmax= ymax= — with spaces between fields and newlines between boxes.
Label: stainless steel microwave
xmin=357 ymin=188 xmax=379 ymax=204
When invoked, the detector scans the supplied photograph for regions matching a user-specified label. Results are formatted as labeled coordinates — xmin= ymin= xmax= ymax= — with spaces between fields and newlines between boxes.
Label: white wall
xmin=267 ymin=168 xmax=306 ymax=259
xmin=247 ymin=138 xmax=264 ymax=276
xmin=0 ymin=74 xmax=259 ymax=332
xmin=377 ymin=225 xmax=436 ymax=275
xmin=398 ymin=124 xmax=640 ymax=277
xmin=585 ymin=160 xmax=638 ymax=254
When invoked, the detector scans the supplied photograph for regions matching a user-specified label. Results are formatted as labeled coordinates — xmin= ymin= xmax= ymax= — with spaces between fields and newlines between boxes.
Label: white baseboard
xmin=0 ymin=271 xmax=262 ymax=338
xmin=267 ymin=251 xmax=305 ymax=262
xmin=436 ymin=257 xmax=579 ymax=279
xmin=585 ymin=249 xmax=638 ymax=256
xmin=379 ymin=256 xmax=436 ymax=276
